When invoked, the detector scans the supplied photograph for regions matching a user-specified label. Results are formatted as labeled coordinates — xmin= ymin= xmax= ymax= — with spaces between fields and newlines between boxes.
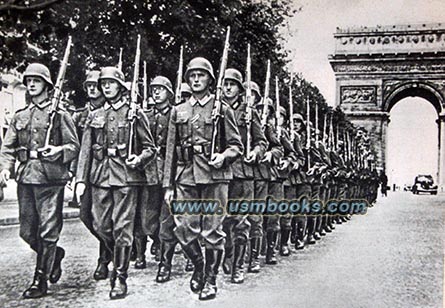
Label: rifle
xmin=117 ymin=48 xmax=123 ymax=71
xmin=127 ymin=35 xmax=141 ymax=162
xmin=210 ymin=26 xmax=231 ymax=158
xmin=40 ymin=36 xmax=72 ymax=152
xmin=260 ymin=60 xmax=271 ymax=129
xmin=275 ymin=76 xmax=281 ymax=140
xmin=245 ymin=43 xmax=253 ymax=157
xmin=142 ymin=61 xmax=148 ymax=110
xmin=329 ymin=113 xmax=335 ymax=151
xmin=306 ymin=96 xmax=311 ymax=169
xmin=315 ymin=99 xmax=319 ymax=148
xmin=175 ymin=45 xmax=184 ymax=105
xmin=289 ymin=74 xmax=294 ymax=143
xmin=322 ymin=112 xmax=327 ymax=150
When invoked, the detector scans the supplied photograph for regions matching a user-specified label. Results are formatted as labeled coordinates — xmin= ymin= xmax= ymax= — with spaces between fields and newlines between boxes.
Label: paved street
xmin=0 ymin=192 xmax=443 ymax=308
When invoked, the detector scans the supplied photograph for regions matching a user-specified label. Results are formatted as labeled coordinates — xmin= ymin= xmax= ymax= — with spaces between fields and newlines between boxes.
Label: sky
xmin=285 ymin=0 xmax=445 ymax=103
xmin=283 ymin=0 xmax=445 ymax=186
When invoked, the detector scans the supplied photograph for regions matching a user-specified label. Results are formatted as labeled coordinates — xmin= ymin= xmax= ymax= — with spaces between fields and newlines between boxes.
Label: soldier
xmin=75 ymin=66 xmax=156 ymax=299
xmin=133 ymin=76 xmax=173 ymax=270
xmin=221 ymin=69 xmax=267 ymax=283
xmin=163 ymin=57 xmax=243 ymax=300
xmin=255 ymin=97 xmax=284 ymax=265
xmin=276 ymin=106 xmax=300 ymax=256
xmin=0 ymin=63 xmax=80 ymax=298
xmin=71 ymin=70 xmax=111 ymax=280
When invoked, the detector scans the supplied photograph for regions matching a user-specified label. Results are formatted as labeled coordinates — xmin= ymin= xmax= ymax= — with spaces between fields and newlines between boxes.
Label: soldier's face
xmin=278 ymin=114 xmax=285 ymax=126
xmin=223 ymin=80 xmax=240 ymax=99
xmin=188 ymin=70 xmax=211 ymax=93
xmin=85 ymin=82 xmax=101 ymax=99
xmin=151 ymin=85 xmax=169 ymax=104
xmin=294 ymin=120 xmax=302 ymax=131
xmin=100 ymin=79 xmax=121 ymax=99
xmin=25 ymin=76 xmax=47 ymax=97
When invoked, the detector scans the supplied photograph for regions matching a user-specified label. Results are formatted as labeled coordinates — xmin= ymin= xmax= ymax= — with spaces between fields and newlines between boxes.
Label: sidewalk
xmin=0 ymin=182 xmax=79 ymax=226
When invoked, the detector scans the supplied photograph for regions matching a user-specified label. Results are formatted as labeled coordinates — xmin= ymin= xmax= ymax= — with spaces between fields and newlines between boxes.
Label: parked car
xmin=412 ymin=175 xmax=438 ymax=195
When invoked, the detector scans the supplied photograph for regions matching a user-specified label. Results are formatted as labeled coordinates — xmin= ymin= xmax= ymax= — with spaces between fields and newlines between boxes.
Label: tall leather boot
xmin=150 ymin=235 xmax=161 ymax=262
xmin=306 ymin=217 xmax=316 ymax=244
xmin=156 ymin=241 xmax=176 ymax=283
xmin=279 ymin=229 xmax=291 ymax=256
xmin=265 ymin=231 xmax=278 ymax=265
xmin=94 ymin=241 xmax=111 ymax=281
xmin=49 ymin=246 xmax=65 ymax=283
xmin=109 ymin=246 xmax=131 ymax=300
xmin=199 ymin=249 xmax=223 ymax=300
xmin=248 ymin=237 xmax=261 ymax=273
xmin=231 ymin=244 xmax=246 ymax=283
xmin=23 ymin=243 xmax=49 ymax=299
xmin=290 ymin=221 xmax=297 ymax=244
xmin=134 ymin=236 xmax=147 ymax=269
xmin=182 ymin=239 xmax=205 ymax=293
xmin=222 ymin=245 xmax=233 ymax=275
xmin=184 ymin=255 xmax=195 ymax=272
xmin=324 ymin=215 xmax=332 ymax=233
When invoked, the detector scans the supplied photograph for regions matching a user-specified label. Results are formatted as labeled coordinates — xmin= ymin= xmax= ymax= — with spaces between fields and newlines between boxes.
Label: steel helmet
xmin=224 ymin=68 xmax=244 ymax=89
xmin=150 ymin=76 xmax=174 ymax=96
xmin=82 ymin=70 xmax=101 ymax=91
xmin=243 ymin=81 xmax=261 ymax=97
xmin=279 ymin=106 xmax=286 ymax=117
xmin=98 ymin=66 xmax=129 ymax=91
xmin=184 ymin=57 xmax=215 ymax=82
xmin=292 ymin=113 xmax=305 ymax=123
xmin=23 ymin=63 xmax=54 ymax=88
xmin=181 ymin=82 xmax=192 ymax=95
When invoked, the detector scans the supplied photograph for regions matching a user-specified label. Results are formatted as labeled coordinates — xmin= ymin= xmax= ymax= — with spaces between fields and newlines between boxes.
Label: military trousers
xmin=249 ymin=180 xmax=267 ymax=239
xmin=174 ymin=183 xmax=227 ymax=250
xmin=134 ymin=184 xmax=162 ymax=239
xmin=224 ymin=179 xmax=252 ymax=247
xmin=293 ymin=183 xmax=311 ymax=239
xmin=18 ymin=184 xmax=64 ymax=251
xmin=91 ymin=185 xmax=138 ymax=249
xmin=280 ymin=184 xmax=294 ymax=231
xmin=263 ymin=181 xmax=283 ymax=233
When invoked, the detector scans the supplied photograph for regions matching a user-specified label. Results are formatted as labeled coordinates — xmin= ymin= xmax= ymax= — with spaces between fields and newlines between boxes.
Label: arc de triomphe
xmin=329 ymin=23 xmax=445 ymax=188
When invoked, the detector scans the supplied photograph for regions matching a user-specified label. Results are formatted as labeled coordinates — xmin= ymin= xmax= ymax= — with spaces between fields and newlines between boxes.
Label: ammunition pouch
xmin=175 ymin=143 xmax=212 ymax=163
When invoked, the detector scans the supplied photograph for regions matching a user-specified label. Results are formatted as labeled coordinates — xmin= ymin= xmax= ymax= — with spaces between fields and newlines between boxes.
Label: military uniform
xmin=76 ymin=66 xmax=156 ymax=299
xmin=0 ymin=63 xmax=80 ymax=299
xmin=71 ymin=70 xmax=110 ymax=280
xmin=221 ymin=69 xmax=268 ymax=283
xmin=163 ymin=56 xmax=243 ymax=301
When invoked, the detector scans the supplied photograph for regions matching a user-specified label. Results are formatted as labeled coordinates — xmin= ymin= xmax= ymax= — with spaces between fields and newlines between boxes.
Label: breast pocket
xmin=90 ymin=119 xmax=105 ymax=144
xmin=204 ymin=118 xmax=214 ymax=140
xmin=175 ymin=117 xmax=190 ymax=140
xmin=118 ymin=122 xmax=129 ymax=144
xmin=14 ymin=121 xmax=29 ymax=145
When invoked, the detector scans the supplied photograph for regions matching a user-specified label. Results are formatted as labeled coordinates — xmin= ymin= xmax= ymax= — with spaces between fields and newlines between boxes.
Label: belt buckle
xmin=29 ymin=150 xmax=39 ymax=159
xmin=107 ymin=148 xmax=117 ymax=157
xmin=193 ymin=145 xmax=202 ymax=154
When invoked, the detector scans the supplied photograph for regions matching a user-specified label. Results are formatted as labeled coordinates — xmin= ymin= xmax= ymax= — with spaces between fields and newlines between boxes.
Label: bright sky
xmin=285 ymin=0 xmax=445 ymax=103
xmin=284 ymin=0 xmax=445 ymax=186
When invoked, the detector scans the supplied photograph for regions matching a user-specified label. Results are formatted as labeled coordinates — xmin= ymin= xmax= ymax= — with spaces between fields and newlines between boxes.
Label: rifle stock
xmin=245 ymin=44 xmax=253 ymax=157
xmin=260 ymin=60 xmax=271 ymax=129
xmin=127 ymin=35 xmax=141 ymax=160
xmin=289 ymin=74 xmax=294 ymax=143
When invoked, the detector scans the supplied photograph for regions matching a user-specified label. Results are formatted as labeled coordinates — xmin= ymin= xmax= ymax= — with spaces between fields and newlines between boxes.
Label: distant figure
xmin=380 ymin=171 xmax=388 ymax=197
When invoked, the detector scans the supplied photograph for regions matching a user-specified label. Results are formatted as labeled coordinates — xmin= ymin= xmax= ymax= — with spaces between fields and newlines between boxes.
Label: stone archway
xmin=329 ymin=23 xmax=445 ymax=188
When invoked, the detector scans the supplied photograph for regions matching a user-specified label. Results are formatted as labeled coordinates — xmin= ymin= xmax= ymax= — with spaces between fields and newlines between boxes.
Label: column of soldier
xmin=0 ymin=29 xmax=380 ymax=301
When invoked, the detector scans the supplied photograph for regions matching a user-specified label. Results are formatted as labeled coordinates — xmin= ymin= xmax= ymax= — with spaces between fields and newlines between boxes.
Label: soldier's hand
xmin=260 ymin=151 xmax=272 ymax=164
xmin=209 ymin=153 xmax=225 ymax=169
xmin=164 ymin=188 xmax=174 ymax=205
xmin=244 ymin=151 xmax=257 ymax=164
xmin=125 ymin=154 xmax=141 ymax=169
xmin=278 ymin=159 xmax=290 ymax=171
xmin=0 ymin=169 xmax=10 ymax=186
xmin=40 ymin=145 xmax=63 ymax=162
xmin=75 ymin=182 xmax=86 ymax=203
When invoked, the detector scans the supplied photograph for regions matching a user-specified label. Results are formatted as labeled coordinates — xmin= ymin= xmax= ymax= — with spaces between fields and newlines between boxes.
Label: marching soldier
xmin=133 ymin=76 xmax=174 ymax=270
xmin=289 ymin=114 xmax=311 ymax=249
xmin=0 ymin=63 xmax=80 ymax=298
xmin=276 ymin=106 xmax=300 ymax=256
xmin=72 ymin=70 xmax=111 ymax=280
xmin=221 ymin=68 xmax=267 ymax=283
xmin=75 ymin=66 xmax=156 ymax=299
xmin=163 ymin=57 xmax=243 ymax=300
xmin=255 ymin=97 xmax=284 ymax=265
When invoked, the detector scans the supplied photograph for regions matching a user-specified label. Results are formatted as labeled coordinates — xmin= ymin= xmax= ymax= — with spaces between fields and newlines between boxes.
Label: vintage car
xmin=412 ymin=175 xmax=438 ymax=195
